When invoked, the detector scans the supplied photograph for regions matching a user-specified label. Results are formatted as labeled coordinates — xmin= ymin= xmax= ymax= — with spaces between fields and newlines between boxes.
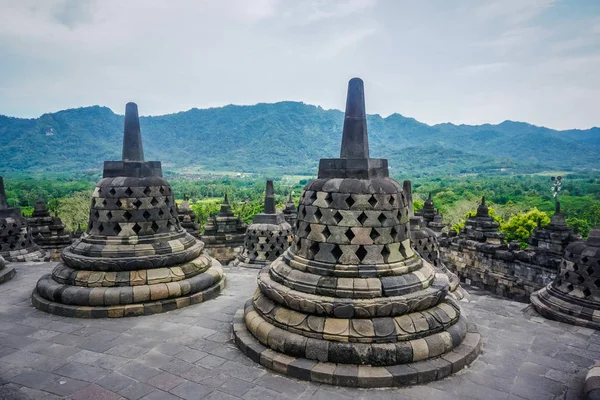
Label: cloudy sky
xmin=0 ymin=0 xmax=599 ymax=129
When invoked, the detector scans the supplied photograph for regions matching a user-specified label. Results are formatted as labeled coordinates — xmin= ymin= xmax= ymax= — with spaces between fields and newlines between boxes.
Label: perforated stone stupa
xmin=461 ymin=197 xmax=505 ymax=244
xmin=201 ymin=194 xmax=246 ymax=264
xmin=177 ymin=195 xmax=201 ymax=238
xmin=531 ymin=228 xmax=600 ymax=329
xmin=0 ymin=177 xmax=46 ymax=262
xmin=283 ymin=193 xmax=298 ymax=226
xmin=233 ymin=78 xmax=480 ymax=387
xmin=232 ymin=181 xmax=292 ymax=269
xmin=28 ymin=199 xmax=73 ymax=258
xmin=404 ymin=182 xmax=466 ymax=300
xmin=0 ymin=255 xmax=15 ymax=284
xmin=31 ymin=102 xmax=224 ymax=318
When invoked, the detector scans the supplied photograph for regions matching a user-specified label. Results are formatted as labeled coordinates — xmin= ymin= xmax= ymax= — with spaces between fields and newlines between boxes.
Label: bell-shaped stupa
xmin=32 ymin=102 xmax=225 ymax=318
xmin=201 ymin=194 xmax=246 ymax=264
xmin=232 ymin=181 xmax=293 ymax=269
xmin=177 ymin=195 xmax=201 ymax=238
xmin=282 ymin=192 xmax=298 ymax=226
xmin=233 ymin=78 xmax=480 ymax=387
xmin=0 ymin=177 xmax=46 ymax=262
xmin=531 ymin=228 xmax=600 ymax=328
xmin=0 ymin=255 xmax=15 ymax=284
xmin=28 ymin=199 xmax=73 ymax=258
xmin=404 ymin=182 xmax=466 ymax=300
xmin=461 ymin=197 xmax=505 ymax=244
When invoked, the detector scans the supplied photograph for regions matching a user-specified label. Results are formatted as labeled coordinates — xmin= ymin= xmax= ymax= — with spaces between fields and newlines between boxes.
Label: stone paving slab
xmin=0 ymin=262 xmax=598 ymax=399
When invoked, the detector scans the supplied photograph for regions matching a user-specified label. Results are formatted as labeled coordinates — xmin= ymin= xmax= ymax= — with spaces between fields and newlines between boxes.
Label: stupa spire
xmin=340 ymin=78 xmax=369 ymax=159
xmin=264 ymin=180 xmax=276 ymax=214
xmin=122 ymin=102 xmax=144 ymax=162
xmin=0 ymin=177 xmax=7 ymax=209
xmin=224 ymin=193 xmax=229 ymax=204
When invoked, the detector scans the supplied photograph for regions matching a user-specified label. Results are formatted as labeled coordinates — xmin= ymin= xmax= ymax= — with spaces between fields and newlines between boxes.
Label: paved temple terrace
xmin=0 ymin=262 xmax=596 ymax=400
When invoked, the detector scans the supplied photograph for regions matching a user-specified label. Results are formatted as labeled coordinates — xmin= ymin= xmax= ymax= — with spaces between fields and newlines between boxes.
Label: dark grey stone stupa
xmin=28 ymin=199 xmax=73 ymax=259
xmin=31 ymin=102 xmax=225 ymax=318
xmin=0 ymin=177 xmax=46 ymax=262
xmin=404 ymin=182 xmax=466 ymax=301
xmin=232 ymin=181 xmax=293 ymax=269
xmin=531 ymin=228 xmax=600 ymax=329
xmin=177 ymin=195 xmax=201 ymax=238
xmin=233 ymin=78 xmax=480 ymax=387
xmin=201 ymin=194 xmax=246 ymax=264
xmin=461 ymin=197 xmax=505 ymax=244
xmin=282 ymin=192 xmax=298 ymax=226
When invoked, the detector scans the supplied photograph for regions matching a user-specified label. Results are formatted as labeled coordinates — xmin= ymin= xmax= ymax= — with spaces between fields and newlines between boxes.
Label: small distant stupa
xmin=28 ymin=199 xmax=73 ymax=259
xmin=201 ymin=194 xmax=246 ymax=264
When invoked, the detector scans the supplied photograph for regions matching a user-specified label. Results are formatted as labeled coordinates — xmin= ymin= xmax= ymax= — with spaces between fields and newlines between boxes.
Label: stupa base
xmin=0 ymin=266 xmax=16 ymax=284
xmin=1 ymin=248 xmax=47 ymax=262
xmin=531 ymin=286 xmax=600 ymax=330
xmin=449 ymin=286 xmax=468 ymax=301
xmin=231 ymin=257 xmax=266 ymax=269
xmin=204 ymin=244 xmax=243 ymax=265
xmin=232 ymin=309 xmax=481 ymax=388
xmin=31 ymin=277 xmax=224 ymax=318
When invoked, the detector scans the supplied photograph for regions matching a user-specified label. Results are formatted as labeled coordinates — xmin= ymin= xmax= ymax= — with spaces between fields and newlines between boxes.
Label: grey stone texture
xmin=27 ymin=199 xmax=73 ymax=260
xmin=416 ymin=193 xmax=446 ymax=234
xmin=233 ymin=78 xmax=480 ymax=387
xmin=532 ymin=228 xmax=600 ymax=329
xmin=440 ymin=200 xmax=580 ymax=302
xmin=176 ymin=196 xmax=201 ymax=238
xmin=202 ymin=195 xmax=246 ymax=264
xmin=283 ymin=193 xmax=298 ymax=227
xmin=232 ymin=181 xmax=292 ymax=269
xmin=0 ymin=261 xmax=597 ymax=399
xmin=0 ymin=176 xmax=47 ymax=263
xmin=0 ymin=255 xmax=15 ymax=284
xmin=30 ymin=102 xmax=224 ymax=318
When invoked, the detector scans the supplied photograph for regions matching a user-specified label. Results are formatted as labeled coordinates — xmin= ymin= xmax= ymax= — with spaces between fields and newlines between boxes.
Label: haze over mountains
xmin=0 ymin=102 xmax=598 ymax=177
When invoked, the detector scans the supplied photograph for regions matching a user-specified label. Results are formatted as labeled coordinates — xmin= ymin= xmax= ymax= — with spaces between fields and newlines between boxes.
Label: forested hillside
xmin=0 ymin=102 xmax=598 ymax=175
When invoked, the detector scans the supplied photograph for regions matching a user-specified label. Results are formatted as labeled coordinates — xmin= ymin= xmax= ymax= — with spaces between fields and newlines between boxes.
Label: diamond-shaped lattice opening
xmin=158 ymin=209 xmax=164 ymax=217
xmin=114 ymin=224 xmax=122 ymax=235
xmin=331 ymin=244 xmax=343 ymax=261
xmin=314 ymin=208 xmax=323 ymax=221
xmin=345 ymin=228 xmax=355 ymax=242
xmin=151 ymin=221 xmax=159 ymax=232
xmin=583 ymin=287 xmax=592 ymax=298
xmin=577 ymin=275 xmax=585 ymax=284
xmin=345 ymin=195 xmax=355 ymax=208
xmin=324 ymin=192 xmax=333 ymax=206
xmin=564 ymin=272 xmax=570 ymax=280
xmin=165 ymin=197 xmax=170 ymax=205
xmin=265 ymin=237 xmax=271 ymax=244
xmin=109 ymin=188 xmax=116 ymax=196
xmin=582 ymin=256 xmax=589 ymax=264
xmin=159 ymin=187 xmax=165 ymax=194
xmin=573 ymin=264 xmax=579 ymax=272
xmin=566 ymin=283 xmax=574 ymax=292
xmin=310 ymin=192 xmax=317 ymax=202
xmin=368 ymin=195 xmax=377 ymax=207
xmin=132 ymin=223 xmax=142 ymax=235
xmin=381 ymin=245 xmax=390 ymax=262
xmin=305 ymin=224 xmax=312 ymax=235
xmin=586 ymin=265 xmax=595 ymax=276
xmin=123 ymin=211 xmax=133 ymax=221
xmin=116 ymin=199 xmax=122 ymax=208
xmin=151 ymin=198 xmax=159 ymax=207
xmin=98 ymin=223 xmax=104 ymax=233
xmin=106 ymin=211 xmax=113 ymax=220
xmin=356 ymin=245 xmax=368 ymax=262
xmin=357 ymin=212 xmax=368 ymax=225
xmin=333 ymin=211 xmax=343 ymax=224
xmin=102 ymin=199 xmax=108 ymax=206
xmin=300 ymin=206 xmax=307 ymax=219
xmin=310 ymin=241 xmax=320 ymax=256
xmin=9 ymin=244 xmax=15 ymax=249
xmin=133 ymin=199 xmax=143 ymax=209
xmin=143 ymin=210 xmax=151 ymax=220
xmin=389 ymin=195 xmax=395 ymax=206
xmin=594 ymin=279 xmax=600 ymax=289
xmin=94 ymin=210 xmax=100 ymax=219
xmin=322 ymin=226 xmax=331 ymax=240
xmin=144 ymin=187 xmax=152 ymax=196
xmin=378 ymin=213 xmax=388 ymax=225
xmin=125 ymin=187 xmax=133 ymax=197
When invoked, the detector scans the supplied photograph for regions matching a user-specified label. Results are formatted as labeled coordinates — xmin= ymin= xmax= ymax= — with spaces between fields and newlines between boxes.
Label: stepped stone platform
xmin=0 ymin=261 xmax=596 ymax=400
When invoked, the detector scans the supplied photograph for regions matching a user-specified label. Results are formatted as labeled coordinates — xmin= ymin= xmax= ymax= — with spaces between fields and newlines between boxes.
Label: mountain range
xmin=1 ymin=101 xmax=598 ymax=177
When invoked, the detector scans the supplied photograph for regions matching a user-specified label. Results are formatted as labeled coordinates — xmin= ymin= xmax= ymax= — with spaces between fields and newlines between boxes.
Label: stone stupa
xmin=233 ymin=78 xmax=480 ymax=387
xmin=177 ymin=195 xmax=201 ymax=238
xmin=232 ymin=181 xmax=293 ymax=269
xmin=201 ymin=194 xmax=246 ymax=264
xmin=28 ymin=199 xmax=73 ymax=259
xmin=282 ymin=192 xmax=298 ymax=226
xmin=32 ymin=102 xmax=225 ymax=318
xmin=0 ymin=255 xmax=15 ymax=284
xmin=461 ymin=197 xmax=505 ymax=244
xmin=0 ymin=177 xmax=46 ymax=262
xmin=405 ymin=182 xmax=466 ymax=300
xmin=531 ymin=228 xmax=600 ymax=329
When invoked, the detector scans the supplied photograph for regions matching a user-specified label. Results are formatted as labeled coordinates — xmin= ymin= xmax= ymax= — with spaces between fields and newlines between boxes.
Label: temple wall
xmin=439 ymin=239 xmax=557 ymax=302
